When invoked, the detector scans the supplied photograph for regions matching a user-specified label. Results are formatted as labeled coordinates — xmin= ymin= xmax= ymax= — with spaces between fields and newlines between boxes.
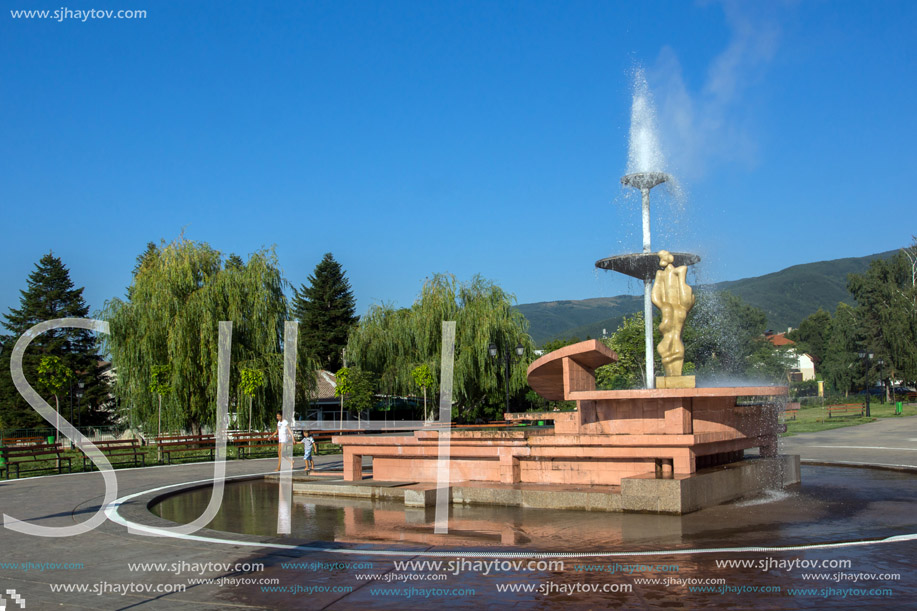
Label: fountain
xmin=320 ymin=71 xmax=799 ymax=514
xmin=138 ymin=73 xmax=914 ymax=605
xmin=597 ymin=71 xmax=700 ymax=389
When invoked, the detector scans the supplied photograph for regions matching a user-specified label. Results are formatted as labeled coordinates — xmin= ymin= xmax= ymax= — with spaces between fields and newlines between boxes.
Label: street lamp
xmin=857 ymin=351 xmax=874 ymax=417
xmin=876 ymin=358 xmax=886 ymax=404
xmin=488 ymin=341 xmax=526 ymax=416
xmin=76 ymin=381 xmax=84 ymax=430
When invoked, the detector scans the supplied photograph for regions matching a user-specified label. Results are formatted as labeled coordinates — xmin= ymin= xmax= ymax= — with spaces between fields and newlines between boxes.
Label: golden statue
xmin=651 ymin=250 xmax=695 ymax=380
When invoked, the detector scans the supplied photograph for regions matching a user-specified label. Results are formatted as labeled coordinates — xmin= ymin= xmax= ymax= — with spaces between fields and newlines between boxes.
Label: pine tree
xmin=0 ymin=253 xmax=111 ymax=430
xmin=291 ymin=253 xmax=358 ymax=372
xmin=133 ymin=241 xmax=159 ymax=275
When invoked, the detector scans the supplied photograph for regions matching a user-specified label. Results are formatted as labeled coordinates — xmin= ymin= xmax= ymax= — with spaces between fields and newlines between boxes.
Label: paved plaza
xmin=0 ymin=420 xmax=915 ymax=609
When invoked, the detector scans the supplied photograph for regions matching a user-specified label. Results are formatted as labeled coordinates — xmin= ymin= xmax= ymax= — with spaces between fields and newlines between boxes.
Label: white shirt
xmin=277 ymin=419 xmax=292 ymax=443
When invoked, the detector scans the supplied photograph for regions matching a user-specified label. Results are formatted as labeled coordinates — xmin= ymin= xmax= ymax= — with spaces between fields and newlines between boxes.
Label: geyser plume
xmin=627 ymin=68 xmax=666 ymax=175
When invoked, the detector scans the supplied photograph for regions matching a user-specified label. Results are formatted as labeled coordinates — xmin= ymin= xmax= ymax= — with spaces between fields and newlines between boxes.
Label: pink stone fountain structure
xmin=332 ymin=338 xmax=798 ymax=514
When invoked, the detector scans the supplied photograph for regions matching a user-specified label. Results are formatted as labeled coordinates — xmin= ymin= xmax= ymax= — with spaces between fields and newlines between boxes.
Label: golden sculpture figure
xmin=651 ymin=250 xmax=695 ymax=377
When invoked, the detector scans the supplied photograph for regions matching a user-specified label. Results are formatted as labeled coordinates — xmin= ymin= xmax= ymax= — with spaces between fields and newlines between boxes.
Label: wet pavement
xmin=153 ymin=466 xmax=917 ymax=551
xmin=147 ymin=464 xmax=917 ymax=609
xmin=0 ymin=420 xmax=915 ymax=609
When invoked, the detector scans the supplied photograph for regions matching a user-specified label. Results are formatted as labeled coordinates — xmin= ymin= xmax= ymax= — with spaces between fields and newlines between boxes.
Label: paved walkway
xmin=780 ymin=416 xmax=917 ymax=469
xmin=0 ymin=454 xmax=355 ymax=610
xmin=0 ymin=427 xmax=914 ymax=610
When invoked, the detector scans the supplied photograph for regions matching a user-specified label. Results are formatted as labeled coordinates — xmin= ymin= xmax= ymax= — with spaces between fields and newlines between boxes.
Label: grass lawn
xmin=784 ymin=401 xmax=917 ymax=435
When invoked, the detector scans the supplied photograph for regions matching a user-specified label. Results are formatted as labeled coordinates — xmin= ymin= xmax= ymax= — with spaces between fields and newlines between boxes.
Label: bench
xmin=81 ymin=439 xmax=145 ymax=470
xmin=0 ymin=443 xmax=72 ymax=479
xmin=784 ymin=402 xmax=800 ymax=420
xmin=907 ymin=392 xmax=917 ymax=403
xmin=2 ymin=436 xmax=47 ymax=447
xmin=231 ymin=432 xmax=275 ymax=459
xmin=826 ymin=404 xmax=864 ymax=418
xmin=155 ymin=434 xmax=216 ymax=464
xmin=454 ymin=421 xmax=512 ymax=429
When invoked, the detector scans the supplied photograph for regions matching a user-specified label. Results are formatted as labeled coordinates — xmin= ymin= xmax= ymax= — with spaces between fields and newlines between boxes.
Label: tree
xmin=903 ymin=236 xmax=917 ymax=297
xmin=291 ymin=253 xmax=358 ymax=372
xmin=593 ymin=291 xmax=787 ymax=387
xmin=148 ymin=364 xmax=172 ymax=437
xmin=411 ymin=364 xmax=435 ymax=421
xmin=745 ymin=342 xmax=797 ymax=383
xmin=346 ymin=274 xmax=534 ymax=421
xmin=225 ymin=253 xmax=245 ymax=270
xmin=333 ymin=366 xmax=375 ymax=424
xmin=103 ymin=238 xmax=291 ymax=435
xmin=36 ymin=355 xmax=72 ymax=443
xmin=0 ymin=253 xmax=110 ymax=430
xmin=334 ymin=366 xmax=351 ymax=427
xmin=346 ymin=369 xmax=377 ymax=421
xmin=595 ymin=314 xmax=661 ymax=389
xmin=540 ymin=337 xmax=582 ymax=352
xmin=238 ymin=368 xmax=265 ymax=432
xmin=820 ymin=303 xmax=859 ymax=396
xmin=848 ymin=249 xmax=917 ymax=385
xmin=133 ymin=242 xmax=159 ymax=275
xmin=787 ymin=308 xmax=833 ymax=366
xmin=684 ymin=290 xmax=768 ymax=380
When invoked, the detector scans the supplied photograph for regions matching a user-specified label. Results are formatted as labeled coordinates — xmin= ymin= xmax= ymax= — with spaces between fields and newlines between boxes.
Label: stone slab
xmin=620 ymin=454 xmax=800 ymax=514
xmin=291 ymin=455 xmax=799 ymax=514
xmin=290 ymin=480 xmax=414 ymax=500
xmin=404 ymin=486 xmax=448 ymax=507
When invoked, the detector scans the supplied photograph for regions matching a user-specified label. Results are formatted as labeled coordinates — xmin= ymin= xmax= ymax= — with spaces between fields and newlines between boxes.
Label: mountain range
xmin=516 ymin=250 xmax=898 ymax=345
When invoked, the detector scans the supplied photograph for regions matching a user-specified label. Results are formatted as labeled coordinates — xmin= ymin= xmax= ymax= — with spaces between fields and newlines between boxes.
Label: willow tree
xmin=346 ymin=274 xmax=534 ymax=420
xmin=103 ymin=239 xmax=289 ymax=435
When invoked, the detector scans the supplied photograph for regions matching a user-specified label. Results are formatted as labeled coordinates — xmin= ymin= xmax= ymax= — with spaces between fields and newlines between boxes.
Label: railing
xmin=1 ymin=425 xmax=128 ymax=448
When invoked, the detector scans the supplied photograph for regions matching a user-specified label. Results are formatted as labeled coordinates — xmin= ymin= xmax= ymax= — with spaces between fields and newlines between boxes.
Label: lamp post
xmin=876 ymin=358 xmax=886 ymax=404
xmin=76 ymin=381 xmax=84 ymax=430
xmin=857 ymin=351 xmax=874 ymax=417
xmin=488 ymin=341 xmax=525 ymax=416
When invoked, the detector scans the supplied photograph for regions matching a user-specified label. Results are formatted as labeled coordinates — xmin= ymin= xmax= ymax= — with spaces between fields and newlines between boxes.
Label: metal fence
xmin=1 ymin=425 xmax=127 ymax=446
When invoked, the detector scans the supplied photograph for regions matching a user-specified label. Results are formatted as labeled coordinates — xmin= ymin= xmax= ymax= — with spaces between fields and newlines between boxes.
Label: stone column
xmin=343 ymin=451 xmax=363 ymax=481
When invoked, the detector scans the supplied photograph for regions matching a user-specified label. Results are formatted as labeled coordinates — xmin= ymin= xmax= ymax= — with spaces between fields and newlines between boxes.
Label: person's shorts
xmin=304 ymin=450 xmax=313 ymax=460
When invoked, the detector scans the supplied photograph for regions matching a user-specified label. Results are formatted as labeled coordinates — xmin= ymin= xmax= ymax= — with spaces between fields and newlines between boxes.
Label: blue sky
xmin=2 ymin=0 xmax=915 ymax=322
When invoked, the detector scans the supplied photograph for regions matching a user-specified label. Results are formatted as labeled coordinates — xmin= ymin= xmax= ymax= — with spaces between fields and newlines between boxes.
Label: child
xmin=302 ymin=431 xmax=315 ymax=472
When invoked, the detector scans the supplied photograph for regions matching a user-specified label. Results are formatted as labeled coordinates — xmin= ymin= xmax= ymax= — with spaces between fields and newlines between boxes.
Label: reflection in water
xmin=277 ymin=477 xmax=292 ymax=535
xmin=151 ymin=466 xmax=917 ymax=552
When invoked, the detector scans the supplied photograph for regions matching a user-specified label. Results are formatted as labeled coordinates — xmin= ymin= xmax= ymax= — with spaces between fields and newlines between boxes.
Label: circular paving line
xmin=105 ymin=469 xmax=917 ymax=559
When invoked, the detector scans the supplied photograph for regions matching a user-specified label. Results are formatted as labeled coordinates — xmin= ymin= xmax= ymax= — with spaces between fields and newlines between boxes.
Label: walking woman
xmin=270 ymin=411 xmax=294 ymax=471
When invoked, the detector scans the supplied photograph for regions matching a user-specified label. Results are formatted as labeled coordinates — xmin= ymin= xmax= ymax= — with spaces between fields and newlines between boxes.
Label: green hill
xmin=517 ymin=250 xmax=898 ymax=345
xmin=515 ymin=296 xmax=642 ymax=345
xmin=714 ymin=251 xmax=896 ymax=332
